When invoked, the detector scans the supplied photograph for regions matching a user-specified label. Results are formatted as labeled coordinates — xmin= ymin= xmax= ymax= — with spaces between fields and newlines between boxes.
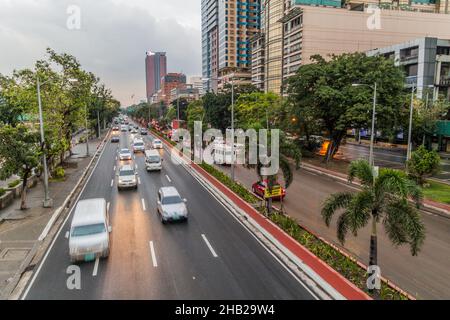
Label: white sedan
xmin=152 ymin=139 xmax=163 ymax=149
xmin=119 ymin=148 xmax=132 ymax=161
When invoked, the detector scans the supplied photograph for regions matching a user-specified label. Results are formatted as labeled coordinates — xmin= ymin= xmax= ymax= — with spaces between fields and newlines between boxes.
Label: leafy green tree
xmin=186 ymin=100 xmax=205 ymax=135
xmin=322 ymin=160 xmax=425 ymax=291
xmin=286 ymin=53 xmax=406 ymax=162
xmin=406 ymin=145 xmax=441 ymax=186
xmin=0 ymin=125 xmax=40 ymax=209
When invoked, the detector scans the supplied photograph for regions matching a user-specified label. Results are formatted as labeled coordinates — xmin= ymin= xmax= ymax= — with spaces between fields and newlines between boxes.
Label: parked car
xmin=69 ymin=198 xmax=111 ymax=262
xmin=119 ymin=148 xmax=132 ymax=161
xmin=117 ymin=164 xmax=137 ymax=190
xmin=251 ymin=180 xmax=286 ymax=200
xmin=145 ymin=149 xmax=162 ymax=171
xmin=156 ymin=187 xmax=188 ymax=224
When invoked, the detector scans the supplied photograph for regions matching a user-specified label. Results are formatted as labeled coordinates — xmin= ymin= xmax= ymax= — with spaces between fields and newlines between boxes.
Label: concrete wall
xmin=300 ymin=6 xmax=450 ymax=64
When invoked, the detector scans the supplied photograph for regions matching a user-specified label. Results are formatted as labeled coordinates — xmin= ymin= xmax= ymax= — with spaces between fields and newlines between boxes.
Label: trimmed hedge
xmin=199 ymin=162 xmax=259 ymax=204
xmin=150 ymin=124 xmax=410 ymax=300
xmin=8 ymin=179 xmax=21 ymax=188
xmin=269 ymin=213 xmax=407 ymax=300
xmin=0 ymin=188 xmax=6 ymax=197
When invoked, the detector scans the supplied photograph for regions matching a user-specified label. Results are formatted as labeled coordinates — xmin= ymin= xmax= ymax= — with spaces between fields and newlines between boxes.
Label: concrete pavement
xmin=21 ymin=128 xmax=317 ymax=300
xmin=0 ymin=134 xmax=106 ymax=298
xmin=214 ymin=162 xmax=450 ymax=299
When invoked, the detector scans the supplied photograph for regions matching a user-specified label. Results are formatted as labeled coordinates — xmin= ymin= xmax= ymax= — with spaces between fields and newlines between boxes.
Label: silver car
xmin=69 ymin=198 xmax=111 ymax=262
xmin=132 ymin=139 xmax=145 ymax=153
xmin=117 ymin=164 xmax=137 ymax=190
xmin=157 ymin=187 xmax=188 ymax=224
xmin=119 ymin=148 xmax=132 ymax=161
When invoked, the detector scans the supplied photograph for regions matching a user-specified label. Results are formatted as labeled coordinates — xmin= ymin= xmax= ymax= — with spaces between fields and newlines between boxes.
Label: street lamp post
xmin=352 ymin=82 xmax=377 ymax=167
xmin=406 ymin=84 xmax=416 ymax=162
xmin=36 ymin=76 xmax=53 ymax=208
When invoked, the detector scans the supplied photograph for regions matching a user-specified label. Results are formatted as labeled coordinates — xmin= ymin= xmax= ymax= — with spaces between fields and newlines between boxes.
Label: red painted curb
xmin=152 ymin=130 xmax=371 ymax=300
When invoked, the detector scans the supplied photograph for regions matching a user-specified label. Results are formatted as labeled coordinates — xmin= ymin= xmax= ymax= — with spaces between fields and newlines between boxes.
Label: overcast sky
xmin=0 ymin=0 xmax=202 ymax=105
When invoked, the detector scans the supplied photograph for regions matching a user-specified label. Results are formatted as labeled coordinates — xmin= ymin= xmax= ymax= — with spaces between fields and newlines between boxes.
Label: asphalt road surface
xmin=22 ymin=126 xmax=317 ymax=300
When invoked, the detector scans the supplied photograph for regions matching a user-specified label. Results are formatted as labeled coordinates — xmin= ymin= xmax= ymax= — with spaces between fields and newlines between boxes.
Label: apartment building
xmin=368 ymin=37 xmax=450 ymax=100
xmin=158 ymin=73 xmax=187 ymax=106
xmin=280 ymin=4 xmax=450 ymax=90
xmin=202 ymin=0 xmax=261 ymax=93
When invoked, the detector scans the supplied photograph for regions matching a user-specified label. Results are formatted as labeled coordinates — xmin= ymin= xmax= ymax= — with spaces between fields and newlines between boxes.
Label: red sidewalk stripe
xmin=153 ymin=129 xmax=371 ymax=300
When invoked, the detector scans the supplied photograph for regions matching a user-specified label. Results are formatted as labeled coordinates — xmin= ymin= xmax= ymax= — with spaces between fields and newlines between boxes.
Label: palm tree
xmin=321 ymin=160 xmax=425 ymax=274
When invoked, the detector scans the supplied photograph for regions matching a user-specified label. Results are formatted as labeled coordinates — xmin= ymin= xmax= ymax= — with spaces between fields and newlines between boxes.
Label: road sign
xmin=264 ymin=185 xmax=282 ymax=199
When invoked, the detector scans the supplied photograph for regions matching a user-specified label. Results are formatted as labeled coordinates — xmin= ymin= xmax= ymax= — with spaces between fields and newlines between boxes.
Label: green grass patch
xmin=423 ymin=180 xmax=450 ymax=204
xmin=7 ymin=179 xmax=21 ymax=188
xmin=0 ymin=188 xmax=6 ymax=197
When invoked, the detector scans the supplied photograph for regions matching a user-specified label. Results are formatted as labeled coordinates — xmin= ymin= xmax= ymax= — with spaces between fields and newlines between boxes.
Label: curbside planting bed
xmin=150 ymin=127 xmax=411 ymax=300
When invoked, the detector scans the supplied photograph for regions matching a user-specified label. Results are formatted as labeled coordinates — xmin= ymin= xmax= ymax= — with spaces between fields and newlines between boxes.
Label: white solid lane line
xmin=92 ymin=257 xmax=99 ymax=276
xmin=138 ymin=177 xmax=141 ymax=185
xmin=141 ymin=198 xmax=146 ymax=211
xmin=113 ymin=165 xmax=116 ymax=171
xmin=201 ymin=234 xmax=218 ymax=258
xmin=65 ymin=231 xmax=69 ymax=239
xmin=149 ymin=241 xmax=158 ymax=267
xmin=111 ymin=179 xmax=114 ymax=187
xmin=165 ymin=175 xmax=172 ymax=182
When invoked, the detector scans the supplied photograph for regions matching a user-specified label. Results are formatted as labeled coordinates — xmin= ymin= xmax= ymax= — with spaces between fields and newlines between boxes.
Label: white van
xmin=213 ymin=143 xmax=234 ymax=165
xmin=145 ymin=149 xmax=162 ymax=171
xmin=69 ymin=198 xmax=111 ymax=263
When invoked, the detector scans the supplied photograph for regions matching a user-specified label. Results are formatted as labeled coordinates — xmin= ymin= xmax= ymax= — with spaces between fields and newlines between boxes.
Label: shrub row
xmin=150 ymin=124 xmax=409 ymax=300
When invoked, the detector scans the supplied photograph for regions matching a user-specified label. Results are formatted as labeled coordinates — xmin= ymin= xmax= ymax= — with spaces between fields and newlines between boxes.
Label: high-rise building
xmin=145 ymin=51 xmax=167 ymax=102
xmin=251 ymin=1 xmax=450 ymax=94
xmin=202 ymin=0 xmax=261 ymax=93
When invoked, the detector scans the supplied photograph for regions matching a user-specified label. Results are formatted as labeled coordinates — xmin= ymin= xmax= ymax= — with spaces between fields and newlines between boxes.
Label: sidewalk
xmin=0 ymin=133 xmax=106 ymax=298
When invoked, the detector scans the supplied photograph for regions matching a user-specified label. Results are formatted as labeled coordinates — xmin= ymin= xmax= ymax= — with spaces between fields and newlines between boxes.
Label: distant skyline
xmin=0 ymin=0 xmax=202 ymax=106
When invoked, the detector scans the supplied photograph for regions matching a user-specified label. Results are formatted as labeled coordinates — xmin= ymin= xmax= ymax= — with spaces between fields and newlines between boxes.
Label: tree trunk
xmin=368 ymin=215 xmax=380 ymax=298
xmin=20 ymin=171 xmax=30 ymax=210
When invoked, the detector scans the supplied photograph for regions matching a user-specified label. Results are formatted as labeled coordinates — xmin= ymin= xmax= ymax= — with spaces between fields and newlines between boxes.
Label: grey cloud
xmin=0 ymin=0 xmax=201 ymax=105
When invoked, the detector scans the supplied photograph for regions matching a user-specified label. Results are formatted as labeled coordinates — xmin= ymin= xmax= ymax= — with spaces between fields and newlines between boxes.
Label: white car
xmin=119 ymin=148 xmax=132 ymax=161
xmin=145 ymin=149 xmax=162 ymax=171
xmin=120 ymin=124 xmax=128 ymax=132
xmin=117 ymin=164 xmax=137 ymax=190
xmin=132 ymin=139 xmax=145 ymax=153
xmin=152 ymin=139 xmax=163 ymax=149
xmin=69 ymin=198 xmax=111 ymax=262
xmin=157 ymin=187 xmax=188 ymax=224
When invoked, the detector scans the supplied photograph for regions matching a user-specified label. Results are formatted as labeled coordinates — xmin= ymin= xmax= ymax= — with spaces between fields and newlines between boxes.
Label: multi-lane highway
xmin=22 ymin=124 xmax=318 ymax=300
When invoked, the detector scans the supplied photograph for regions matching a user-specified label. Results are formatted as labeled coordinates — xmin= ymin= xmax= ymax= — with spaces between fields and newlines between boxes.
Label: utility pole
xmin=85 ymin=103 xmax=90 ymax=157
xmin=406 ymin=83 xmax=415 ymax=163
xmin=368 ymin=82 xmax=377 ymax=167
xmin=230 ymin=80 xmax=235 ymax=182
xmin=36 ymin=76 xmax=53 ymax=208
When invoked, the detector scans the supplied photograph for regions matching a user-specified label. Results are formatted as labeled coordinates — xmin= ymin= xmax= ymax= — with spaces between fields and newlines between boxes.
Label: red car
xmin=251 ymin=180 xmax=286 ymax=200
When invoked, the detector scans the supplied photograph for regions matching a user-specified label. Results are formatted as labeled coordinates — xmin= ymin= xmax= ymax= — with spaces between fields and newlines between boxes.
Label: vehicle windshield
xmin=134 ymin=142 xmax=144 ymax=146
xmin=148 ymin=156 xmax=160 ymax=163
xmin=162 ymin=195 xmax=182 ymax=205
xmin=154 ymin=140 xmax=161 ymax=144
xmin=119 ymin=169 xmax=134 ymax=176
xmin=71 ymin=223 xmax=106 ymax=237
xmin=120 ymin=149 xmax=130 ymax=154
